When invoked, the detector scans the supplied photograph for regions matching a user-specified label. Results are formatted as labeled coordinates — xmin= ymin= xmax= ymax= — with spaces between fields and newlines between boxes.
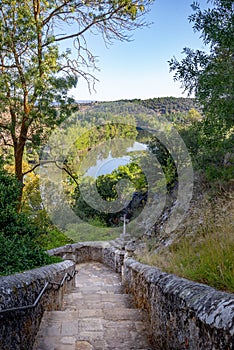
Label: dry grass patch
xmin=137 ymin=192 xmax=234 ymax=293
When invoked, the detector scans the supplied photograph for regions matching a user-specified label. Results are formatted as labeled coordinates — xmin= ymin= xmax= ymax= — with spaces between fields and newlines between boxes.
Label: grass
xmin=137 ymin=194 xmax=234 ymax=293
xmin=64 ymin=222 xmax=119 ymax=242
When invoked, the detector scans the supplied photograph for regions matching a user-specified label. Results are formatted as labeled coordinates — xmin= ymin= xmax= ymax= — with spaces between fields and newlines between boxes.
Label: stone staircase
xmin=33 ymin=262 xmax=154 ymax=350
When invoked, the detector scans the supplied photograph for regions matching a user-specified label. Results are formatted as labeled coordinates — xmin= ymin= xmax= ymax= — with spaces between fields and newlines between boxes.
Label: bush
xmin=0 ymin=162 xmax=21 ymax=233
xmin=0 ymin=160 xmax=41 ymax=237
xmin=0 ymin=159 xmax=62 ymax=275
xmin=0 ymin=233 xmax=62 ymax=276
xmin=36 ymin=227 xmax=73 ymax=250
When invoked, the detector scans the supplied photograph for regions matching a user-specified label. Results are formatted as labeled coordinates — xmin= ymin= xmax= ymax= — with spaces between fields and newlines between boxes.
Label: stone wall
xmin=0 ymin=260 xmax=75 ymax=350
xmin=123 ymin=258 xmax=234 ymax=350
xmin=47 ymin=241 xmax=125 ymax=273
xmin=49 ymin=242 xmax=234 ymax=350
xmin=5 ymin=241 xmax=233 ymax=349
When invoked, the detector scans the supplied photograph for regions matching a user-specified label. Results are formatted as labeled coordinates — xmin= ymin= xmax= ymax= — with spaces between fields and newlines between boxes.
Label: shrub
xmin=0 ymin=160 xmax=41 ymax=237
xmin=0 ymin=159 xmax=62 ymax=275
xmin=0 ymin=233 xmax=61 ymax=276
xmin=36 ymin=227 xmax=73 ymax=250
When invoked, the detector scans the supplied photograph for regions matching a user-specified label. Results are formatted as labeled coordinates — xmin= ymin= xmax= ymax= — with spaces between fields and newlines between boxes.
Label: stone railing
xmin=0 ymin=260 xmax=75 ymax=350
xmin=47 ymin=241 xmax=125 ymax=273
xmin=123 ymin=258 xmax=234 ymax=350
xmin=49 ymin=241 xmax=234 ymax=350
xmin=2 ymin=241 xmax=233 ymax=350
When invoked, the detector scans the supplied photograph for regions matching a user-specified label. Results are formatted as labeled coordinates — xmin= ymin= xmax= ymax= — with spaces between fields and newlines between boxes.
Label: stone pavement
xmin=33 ymin=262 xmax=154 ymax=350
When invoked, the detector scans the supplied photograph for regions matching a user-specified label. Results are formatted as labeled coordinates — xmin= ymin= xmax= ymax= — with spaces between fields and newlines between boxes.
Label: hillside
xmin=133 ymin=97 xmax=199 ymax=115
xmin=79 ymin=97 xmax=199 ymax=118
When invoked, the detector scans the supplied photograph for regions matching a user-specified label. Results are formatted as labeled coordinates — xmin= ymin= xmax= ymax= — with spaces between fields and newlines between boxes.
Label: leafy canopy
xmin=168 ymin=0 xmax=234 ymax=183
xmin=169 ymin=0 xmax=234 ymax=129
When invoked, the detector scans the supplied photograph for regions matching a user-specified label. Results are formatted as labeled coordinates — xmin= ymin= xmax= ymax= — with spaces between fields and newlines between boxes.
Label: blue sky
xmin=68 ymin=0 xmax=209 ymax=101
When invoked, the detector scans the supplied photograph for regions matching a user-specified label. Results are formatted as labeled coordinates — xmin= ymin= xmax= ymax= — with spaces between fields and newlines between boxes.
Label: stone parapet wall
xmin=49 ymin=241 xmax=234 ymax=350
xmin=0 ymin=260 xmax=75 ymax=350
xmin=3 ymin=241 xmax=233 ymax=350
xmin=123 ymin=258 xmax=234 ymax=350
xmin=47 ymin=241 xmax=125 ymax=273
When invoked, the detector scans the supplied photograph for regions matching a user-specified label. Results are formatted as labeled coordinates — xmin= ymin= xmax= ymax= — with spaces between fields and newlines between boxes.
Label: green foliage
xmin=169 ymin=0 xmax=234 ymax=133
xmin=96 ymin=162 xmax=147 ymax=200
xmin=73 ymin=162 xmax=147 ymax=227
xmin=0 ymin=159 xmax=62 ymax=275
xmin=183 ymin=108 xmax=202 ymax=124
xmin=135 ymin=97 xmax=200 ymax=119
xmin=177 ymin=118 xmax=234 ymax=184
xmin=0 ymin=161 xmax=20 ymax=230
xmin=0 ymin=160 xmax=39 ymax=236
xmin=168 ymin=1 xmax=234 ymax=185
xmin=0 ymin=233 xmax=62 ymax=276
xmin=169 ymin=0 xmax=234 ymax=119
xmin=147 ymin=137 xmax=177 ymax=190
xmin=35 ymin=227 xmax=73 ymax=251
xmin=73 ymin=121 xmax=137 ymax=157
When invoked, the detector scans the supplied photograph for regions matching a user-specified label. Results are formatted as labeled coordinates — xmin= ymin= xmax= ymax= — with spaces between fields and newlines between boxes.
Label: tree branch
xmin=43 ymin=0 xmax=73 ymax=26
xmin=0 ymin=64 xmax=18 ymax=68
xmin=55 ymin=162 xmax=79 ymax=186
xmin=42 ymin=3 xmax=134 ymax=47
xmin=23 ymin=160 xmax=79 ymax=186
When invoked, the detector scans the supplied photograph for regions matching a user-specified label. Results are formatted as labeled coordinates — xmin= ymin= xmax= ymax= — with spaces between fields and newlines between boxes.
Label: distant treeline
xmin=133 ymin=97 xmax=200 ymax=115
xmin=78 ymin=97 xmax=200 ymax=120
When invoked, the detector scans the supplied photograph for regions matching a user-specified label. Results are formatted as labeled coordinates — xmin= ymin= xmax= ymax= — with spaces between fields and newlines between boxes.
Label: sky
xmin=68 ymin=0 xmax=209 ymax=102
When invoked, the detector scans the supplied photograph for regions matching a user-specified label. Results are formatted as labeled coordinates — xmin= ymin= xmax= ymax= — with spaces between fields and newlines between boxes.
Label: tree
xmin=0 ymin=0 xmax=151 ymax=206
xmin=169 ymin=0 xmax=234 ymax=131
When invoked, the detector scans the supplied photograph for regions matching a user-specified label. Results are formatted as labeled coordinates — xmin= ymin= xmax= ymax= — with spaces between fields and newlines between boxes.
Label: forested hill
xmin=133 ymin=97 xmax=199 ymax=115
xmin=79 ymin=97 xmax=200 ymax=120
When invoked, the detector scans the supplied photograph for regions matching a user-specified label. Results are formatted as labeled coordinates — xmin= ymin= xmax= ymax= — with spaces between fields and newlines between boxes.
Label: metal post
xmin=123 ymin=214 xmax=126 ymax=236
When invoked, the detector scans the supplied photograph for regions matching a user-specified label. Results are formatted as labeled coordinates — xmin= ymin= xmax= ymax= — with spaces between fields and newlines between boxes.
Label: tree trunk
xmin=14 ymin=140 xmax=25 ymax=211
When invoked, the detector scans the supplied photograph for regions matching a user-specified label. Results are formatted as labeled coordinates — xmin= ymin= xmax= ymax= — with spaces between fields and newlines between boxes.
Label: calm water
xmin=85 ymin=141 xmax=147 ymax=178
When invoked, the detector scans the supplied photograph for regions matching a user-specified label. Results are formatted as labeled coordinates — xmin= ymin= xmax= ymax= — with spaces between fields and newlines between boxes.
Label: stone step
xmin=73 ymin=286 xmax=124 ymax=295
xmin=33 ymin=262 xmax=154 ymax=350
xmin=41 ymin=307 xmax=148 ymax=321
xmin=34 ymin=311 xmax=153 ymax=350
xmin=63 ymin=292 xmax=135 ymax=311
xmin=70 ymin=284 xmax=124 ymax=294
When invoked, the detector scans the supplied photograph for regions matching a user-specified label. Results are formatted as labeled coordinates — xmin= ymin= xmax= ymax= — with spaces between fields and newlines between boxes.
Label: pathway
xmin=33 ymin=262 xmax=154 ymax=350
